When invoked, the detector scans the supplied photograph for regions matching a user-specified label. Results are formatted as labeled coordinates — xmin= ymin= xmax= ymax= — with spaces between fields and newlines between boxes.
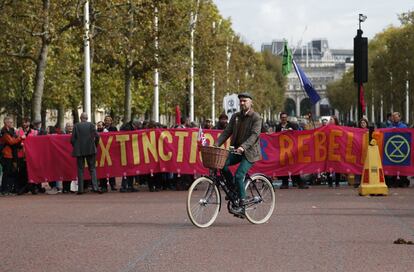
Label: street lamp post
xmin=354 ymin=14 xmax=368 ymax=122
xmin=84 ymin=0 xmax=91 ymax=118
xmin=189 ymin=0 xmax=200 ymax=123
xmin=152 ymin=5 xmax=159 ymax=122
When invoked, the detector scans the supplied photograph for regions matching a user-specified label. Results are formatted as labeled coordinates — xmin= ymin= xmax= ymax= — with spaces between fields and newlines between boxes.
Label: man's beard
xmin=240 ymin=105 xmax=249 ymax=113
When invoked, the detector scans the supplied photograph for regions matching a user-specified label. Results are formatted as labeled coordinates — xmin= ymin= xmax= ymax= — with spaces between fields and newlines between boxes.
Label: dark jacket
xmin=216 ymin=109 xmax=262 ymax=163
xmin=275 ymin=121 xmax=299 ymax=132
xmin=120 ymin=121 xmax=135 ymax=131
xmin=105 ymin=125 xmax=118 ymax=132
xmin=71 ymin=122 xmax=99 ymax=157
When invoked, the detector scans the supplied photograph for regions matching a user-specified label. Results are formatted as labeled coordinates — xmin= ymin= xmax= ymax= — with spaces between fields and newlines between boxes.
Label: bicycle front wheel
xmin=187 ymin=177 xmax=221 ymax=228
xmin=244 ymin=174 xmax=275 ymax=224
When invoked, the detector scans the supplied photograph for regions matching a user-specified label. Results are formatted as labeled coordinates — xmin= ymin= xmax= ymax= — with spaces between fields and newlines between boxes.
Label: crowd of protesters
xmin=0 ymin=110 xmax=411 ymax=196
xmin=0 ymin=113 xmax=229 ymax=196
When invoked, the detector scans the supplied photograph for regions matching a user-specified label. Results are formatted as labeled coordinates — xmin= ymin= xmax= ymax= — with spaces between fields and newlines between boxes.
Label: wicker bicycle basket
xmin=200 ymin=145 xmax=229 ymax=169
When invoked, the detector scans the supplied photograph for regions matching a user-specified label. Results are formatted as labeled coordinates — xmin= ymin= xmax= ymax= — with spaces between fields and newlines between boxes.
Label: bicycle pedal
xmin=233 ymin=213 xmax=245 ymax=219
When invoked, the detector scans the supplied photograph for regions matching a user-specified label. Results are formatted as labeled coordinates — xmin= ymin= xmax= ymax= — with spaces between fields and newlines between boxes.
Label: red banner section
xmin=24 ymin=127 xmax=414 ymax=183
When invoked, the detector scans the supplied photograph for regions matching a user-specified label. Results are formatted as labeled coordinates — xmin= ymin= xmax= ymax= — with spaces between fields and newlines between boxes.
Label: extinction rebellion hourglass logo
xmin=383 ymin=132 xmax=411 ymax=166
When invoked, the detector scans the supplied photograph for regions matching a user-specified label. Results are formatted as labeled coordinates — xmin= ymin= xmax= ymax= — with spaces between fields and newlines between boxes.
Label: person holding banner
xmin=71 ymin=112 xmax=101 ymax=195
xmin=216 ymin=92 xmax=262 ymax=210
xmin=327 ymin=115 xmax=341 ymax=188
xmin=276 ymin=112 xmax=309 ymax=189
xmin=0 ymin=117 xmax=25 ymax=196
xmin=386 ymin=112 xmax=410 ymax=188
xmin=388 ymin=112 xmax=408 ymax=128
xmin=354 ymin=117 xmax=369 ymax=188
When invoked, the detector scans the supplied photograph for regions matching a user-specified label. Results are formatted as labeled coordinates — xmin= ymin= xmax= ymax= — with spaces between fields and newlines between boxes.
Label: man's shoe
xmin=93 ymin=189 xmax=103 ymax=194
xmin=119 ymin=188 xmax=127 ymax=193
xmin=298 ymin=185 xmax=309 ymax=189
xmin=76 ymin=192 xmax=83 ymax=195
xmin=279 ymin=185 xmax=289 ymax=189
xmin=46 ymin=187 xmax=59 ymax=195
xmin=231 ymin=206 xmax=245 ymax=218
xmin=239 ymin=197 xmax=255 ymax=206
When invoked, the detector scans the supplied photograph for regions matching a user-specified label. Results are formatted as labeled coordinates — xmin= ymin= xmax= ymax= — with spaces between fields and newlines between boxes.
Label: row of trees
xmin=0 ymin=0 xmax=286 ymax=127
xmin=327 ymin=11 xmax=414 ymax=125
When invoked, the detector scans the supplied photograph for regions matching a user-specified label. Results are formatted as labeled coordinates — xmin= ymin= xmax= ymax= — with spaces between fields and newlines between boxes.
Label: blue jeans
xmin=221 ymin=153 xmax=253 ymax=199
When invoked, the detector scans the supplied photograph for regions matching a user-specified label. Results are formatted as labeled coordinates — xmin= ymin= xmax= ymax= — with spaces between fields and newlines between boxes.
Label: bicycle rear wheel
xmin=187 ymin=177 xmax=221 ymax=228
xmin=244 ymin=174 xmax=275 ymax=224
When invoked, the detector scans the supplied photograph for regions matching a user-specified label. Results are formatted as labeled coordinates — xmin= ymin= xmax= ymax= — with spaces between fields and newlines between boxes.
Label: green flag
xmin=282 ymin=42 xmax=292 ymax=76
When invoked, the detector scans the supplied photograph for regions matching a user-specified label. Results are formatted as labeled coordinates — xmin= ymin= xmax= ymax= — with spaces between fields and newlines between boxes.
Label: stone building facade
xmin=262 ymin=39 xmax=353 ymax=118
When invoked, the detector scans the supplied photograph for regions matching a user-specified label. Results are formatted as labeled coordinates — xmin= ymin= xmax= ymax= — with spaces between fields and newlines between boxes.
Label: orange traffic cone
xmin=359 ymin=139 xmax=388 ymax=196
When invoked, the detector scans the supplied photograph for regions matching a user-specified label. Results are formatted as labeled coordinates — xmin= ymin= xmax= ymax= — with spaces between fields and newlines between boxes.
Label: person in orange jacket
xmin=15 ymin=117 xmax=39 ymax=194
xmin=0 ymin=117 xmax=25 ymax=195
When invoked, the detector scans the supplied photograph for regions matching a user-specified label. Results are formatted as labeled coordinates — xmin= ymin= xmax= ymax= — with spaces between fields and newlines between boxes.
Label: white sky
xmin=213 ymin=0 xmax=414 ymax=50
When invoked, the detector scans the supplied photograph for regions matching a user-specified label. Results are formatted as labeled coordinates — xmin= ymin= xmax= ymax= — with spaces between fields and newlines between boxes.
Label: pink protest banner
xmin=24 ymin=126 xmax=414 ymax=183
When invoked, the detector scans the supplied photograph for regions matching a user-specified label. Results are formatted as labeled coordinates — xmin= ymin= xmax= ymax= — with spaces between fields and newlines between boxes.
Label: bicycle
xmin=186 ymin=146 xmax=276 ymax=228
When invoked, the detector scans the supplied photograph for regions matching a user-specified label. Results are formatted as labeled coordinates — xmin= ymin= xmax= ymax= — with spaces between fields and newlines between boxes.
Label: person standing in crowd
xmin=119 ymin=119 xmax=141 ymax=192
xmin=15 ymin=117 xmax=38 ymax=195
xmin=98 ymin=118 xmax=117 ymax=192
xmin=96 ymin=121 xmax=107 ymax=132
xmin=104 ymin=116 xmax=118 ymax=132
xmin=175 ymin=116 xmax=190 ymax=129
xmin=327 ymin=115 xmax=341 ymax=188
xmin=387 ymin=112 xmax=408 ymax=128
xmin=172 ymin=116 xmax=193 ymax=190
xmin=214 ymin=112 xmax=229 ymax=130
xmin=71 ymin=112 xmax=101 ymax=195
xmin=64 ymin=122 xmax=74 ymax=134
xmin=0 ymin=117 xmax=25 ymax=196
xmin=386 ymin=112 xmax=410 ymax=187
xmin=45 ymin=126 xmax=61 ymax=194
xmin=354 ymin=117 xmax=369 ymax=188
xmin=32 ymin=120 xmax=47 ymax=135
xmin=382 ymin=113 xmax=393 ymax=128
xmin=203 ymin=119 xmax=213 ymax=129
xmin=304 ymin=112 xmax=316 ymax=130
xmin=216 ymin=92 xmax=262 ymax=214
xmin=276 ymin=112 xmax=309 ymax=189
xmin=275 ymin=112 xmax=298 ymax=131
xmin=144 ymin=120 xmax=162 ymax=192
xmin=62 ymin=122 xmax=74 ymax=193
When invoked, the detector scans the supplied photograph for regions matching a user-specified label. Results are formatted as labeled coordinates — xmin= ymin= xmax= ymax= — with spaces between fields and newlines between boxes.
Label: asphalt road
xmin=1 ymin=185 xmax=413 ymax=272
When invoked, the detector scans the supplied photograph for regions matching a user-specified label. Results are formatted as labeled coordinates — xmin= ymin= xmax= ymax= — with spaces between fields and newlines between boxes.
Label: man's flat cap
xmin=238 ymin=92 xmax=253 ymax=100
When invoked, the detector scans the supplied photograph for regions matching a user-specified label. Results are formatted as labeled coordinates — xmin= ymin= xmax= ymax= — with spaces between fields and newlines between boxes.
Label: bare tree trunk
xmin=41 ymin=108 xmax=47 ymax=130
xmin=123 ymin=65 xmax=132 ymax=123
xmin=91 ymin=103 xmax=96 ymax=124
xmin=57 ymin=103 xmax=65 ymax=130
xmin=31 ymin=0 xmax=50 ymax=122
xmin=72 ymin=108 xmax=79 ymax=124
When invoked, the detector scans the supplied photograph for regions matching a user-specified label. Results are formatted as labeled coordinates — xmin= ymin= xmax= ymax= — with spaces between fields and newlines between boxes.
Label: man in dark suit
xmin=71 ymin=112 xmax=101 ymax=194
xmin=216 ymin=92 xmax=262 ymax=212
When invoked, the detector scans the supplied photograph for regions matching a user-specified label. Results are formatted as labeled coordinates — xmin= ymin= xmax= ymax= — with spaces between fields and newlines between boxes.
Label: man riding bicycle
xmin=215 ymin=92 xmax=262 ymax=212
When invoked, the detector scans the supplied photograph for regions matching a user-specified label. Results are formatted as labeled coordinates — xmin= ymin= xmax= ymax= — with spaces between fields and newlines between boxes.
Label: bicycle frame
xmin=207 ymin=168 xmax=253 ymax=206
xmin=187 ymin=166 xmax=276 ymax=227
